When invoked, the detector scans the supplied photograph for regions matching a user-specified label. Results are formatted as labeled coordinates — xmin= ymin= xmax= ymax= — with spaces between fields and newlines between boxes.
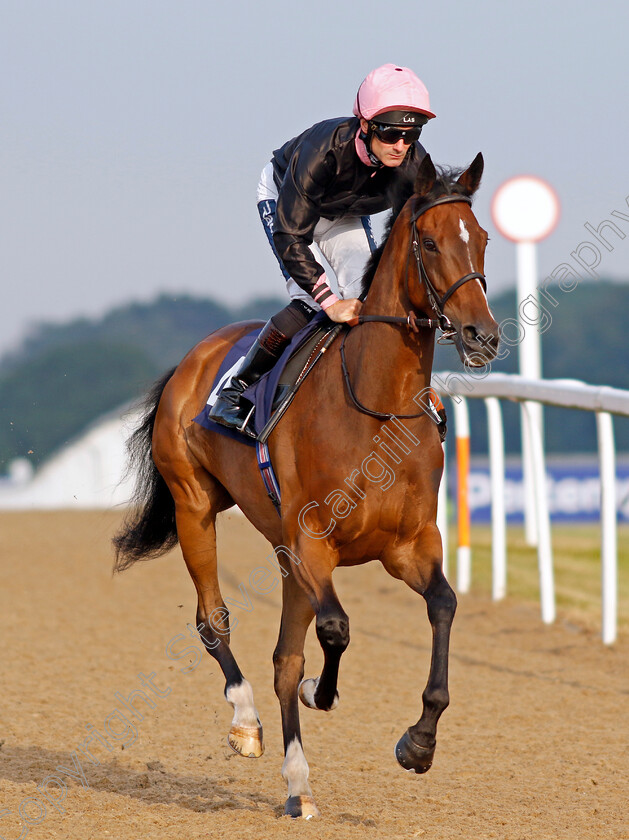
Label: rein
xmin=341 ymin=194 xmax=487 ymax=421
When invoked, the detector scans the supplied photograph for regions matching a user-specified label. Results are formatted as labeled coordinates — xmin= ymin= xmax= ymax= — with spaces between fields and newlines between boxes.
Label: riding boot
xmin=208 ymin=320 xmax=290 ymax=436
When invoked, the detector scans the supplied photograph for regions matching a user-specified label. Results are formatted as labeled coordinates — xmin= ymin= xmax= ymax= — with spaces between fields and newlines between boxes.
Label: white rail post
xmin=522 ymin=400 xmax=555 ymax=623
xmin=485 ymin=397 xmax=507 ymax=600
xmin=493 ymin=176 xmax=560 ymax=544
xmin=517 ymin=243 xmax=544 ymax=548
xmin=437 ymin=438 xmax=449 ymax=580
xmin=596 ymin=411 xmax=617 ymax=645
xmin=434 ymin=369 xmax=629 ymax=640
xmin=452 ymin=397 xmax=471 ymax=593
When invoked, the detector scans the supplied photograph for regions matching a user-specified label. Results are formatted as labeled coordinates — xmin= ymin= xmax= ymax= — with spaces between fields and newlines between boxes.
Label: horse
xmin=113 ymin=151 xmax=499 ymax=819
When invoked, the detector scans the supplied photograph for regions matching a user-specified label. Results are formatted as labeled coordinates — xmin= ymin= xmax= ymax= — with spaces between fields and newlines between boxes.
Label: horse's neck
xmin=349 ymin=214 xmax=436 ymax=406
xmin=361 ymin=203 xmax=422 ymax=321
xmin=361 ymin=221 xmax=410 ymax=320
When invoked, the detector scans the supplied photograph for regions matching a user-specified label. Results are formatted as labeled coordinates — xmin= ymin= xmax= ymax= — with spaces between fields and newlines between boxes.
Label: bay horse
xmin=113 ymin=152 xmax=499 ymax=818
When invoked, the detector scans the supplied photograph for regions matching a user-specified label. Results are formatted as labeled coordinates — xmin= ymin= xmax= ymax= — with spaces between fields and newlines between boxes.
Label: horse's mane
xmin=361 ymin=165 xmax=469 ymax=294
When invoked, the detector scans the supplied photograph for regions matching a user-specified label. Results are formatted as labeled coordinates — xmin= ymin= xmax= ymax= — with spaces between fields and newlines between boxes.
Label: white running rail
xmin=433 ymin=372 xmax=629 ymax=644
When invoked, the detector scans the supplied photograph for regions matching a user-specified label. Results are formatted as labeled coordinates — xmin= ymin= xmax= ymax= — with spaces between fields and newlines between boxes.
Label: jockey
xmin=210 ymin=63 xmax=436 ymax=435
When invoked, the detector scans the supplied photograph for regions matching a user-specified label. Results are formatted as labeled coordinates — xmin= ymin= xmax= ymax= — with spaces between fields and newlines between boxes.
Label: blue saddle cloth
xmin=194 ymin=311 xmax=331 ymax=445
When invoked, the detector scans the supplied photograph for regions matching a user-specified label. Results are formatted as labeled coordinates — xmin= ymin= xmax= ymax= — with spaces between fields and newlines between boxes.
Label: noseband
xmin=409 ymin=194 xmax=487 ymax=337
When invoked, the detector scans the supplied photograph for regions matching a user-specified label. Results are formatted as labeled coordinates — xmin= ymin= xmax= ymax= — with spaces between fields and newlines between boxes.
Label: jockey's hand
xmin=325 ymin=298 xmax=363 ymax=324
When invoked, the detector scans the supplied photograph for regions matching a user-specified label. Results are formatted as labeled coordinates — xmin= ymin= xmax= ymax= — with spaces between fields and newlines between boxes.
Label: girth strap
xmin=256 ymin=441 xmax=282 ymax=514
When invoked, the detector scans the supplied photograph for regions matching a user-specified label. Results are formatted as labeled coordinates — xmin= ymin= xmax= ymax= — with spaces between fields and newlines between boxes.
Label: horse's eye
xmin=422 ymin=239 xmax=437 ymax=252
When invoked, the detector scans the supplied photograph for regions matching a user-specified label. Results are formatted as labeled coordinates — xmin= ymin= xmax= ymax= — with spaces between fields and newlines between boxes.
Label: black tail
xmin=113 ymin=368 xmax=179 ymax=573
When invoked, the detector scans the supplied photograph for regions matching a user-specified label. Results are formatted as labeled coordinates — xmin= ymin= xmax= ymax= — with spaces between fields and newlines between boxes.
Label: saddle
xmin=194 ymin=314 xmax=341 ymax=445
xmin=260 ymin=321 xmax=342 ymax=438
xmin=195 ymin=311 xmax=447 ymax=446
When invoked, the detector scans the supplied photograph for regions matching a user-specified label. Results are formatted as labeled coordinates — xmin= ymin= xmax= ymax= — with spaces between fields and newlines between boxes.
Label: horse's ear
xmin=456 ymin=153 xmax=484 ymax=196
xmin=414 ymin=153 xmax=437 ymax=197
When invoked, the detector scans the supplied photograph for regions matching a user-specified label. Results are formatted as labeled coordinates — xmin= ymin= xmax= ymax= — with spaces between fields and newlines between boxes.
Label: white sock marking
xmin=225 ymin=679 xmax=260 ymax=728
xmin=282 ymin=737 xmax=312 ymax=798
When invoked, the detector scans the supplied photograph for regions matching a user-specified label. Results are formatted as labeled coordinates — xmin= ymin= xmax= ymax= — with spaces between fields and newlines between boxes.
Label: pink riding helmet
xmin=353 ymin=63 xmax=436 ymax=122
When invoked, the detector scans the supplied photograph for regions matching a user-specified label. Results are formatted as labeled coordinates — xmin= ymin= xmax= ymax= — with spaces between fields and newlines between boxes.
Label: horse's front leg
xmin=298 ymin=586 xmax=348 ymax=712
xmin=382 ymin=524 xmax=457 ymax=773
xmin=273 ymin=568 xmax=318 ymax=818
xmin=295 ymin=546 xmax=349 ymax=713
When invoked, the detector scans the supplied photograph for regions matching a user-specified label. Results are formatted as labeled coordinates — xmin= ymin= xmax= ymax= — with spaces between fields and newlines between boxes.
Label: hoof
xmin=227 ymin=724 xmax=264 ymax=758
xmin=298 ymin=677 xmax=339 ymax=711
xmin=395 ymin=729 xmax=435 ymax=774
xmin=284 ymin=795 xmax=320 ymax=819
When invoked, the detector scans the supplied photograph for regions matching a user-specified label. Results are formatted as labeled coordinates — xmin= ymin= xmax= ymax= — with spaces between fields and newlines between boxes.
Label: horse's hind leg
xmin=164 ymin=463 xmax=264 ymax=758
xmin=272 ymin=570 xmax=319 ymax=818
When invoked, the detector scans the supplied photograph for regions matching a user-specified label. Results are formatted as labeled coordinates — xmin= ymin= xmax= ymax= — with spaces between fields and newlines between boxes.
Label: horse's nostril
xmin=463 ymin=325 xmax=479 ymax=345
xmin=463 ymin=325 xmax=499 ymax=351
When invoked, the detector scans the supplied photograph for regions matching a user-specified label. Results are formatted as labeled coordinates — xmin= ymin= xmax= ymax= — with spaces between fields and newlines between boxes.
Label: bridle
xmin=340 ymin=193 xmax=487 ymax=420
xmin=409 ymin=194 xmax=487 ymax=337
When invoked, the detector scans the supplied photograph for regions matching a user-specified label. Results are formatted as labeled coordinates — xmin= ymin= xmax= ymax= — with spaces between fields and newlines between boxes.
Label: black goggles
xmin=370 ymin=122 xmax=424 ymax=145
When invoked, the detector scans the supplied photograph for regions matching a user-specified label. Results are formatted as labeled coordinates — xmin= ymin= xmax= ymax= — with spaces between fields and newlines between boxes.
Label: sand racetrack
xmin=1 ymin=510 xmax=628 ymax=840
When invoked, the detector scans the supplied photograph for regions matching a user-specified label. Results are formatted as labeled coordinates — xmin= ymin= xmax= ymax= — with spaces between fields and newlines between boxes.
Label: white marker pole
xmin=517 ymin=241 xmax=543 ymax=545
xmin=492 ymin=176 xmax=560 ymax=547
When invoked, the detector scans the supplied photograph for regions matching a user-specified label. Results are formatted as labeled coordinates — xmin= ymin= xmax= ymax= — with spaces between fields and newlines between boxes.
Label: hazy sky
xmin=2 ymin=0 xmax=628 ymax=358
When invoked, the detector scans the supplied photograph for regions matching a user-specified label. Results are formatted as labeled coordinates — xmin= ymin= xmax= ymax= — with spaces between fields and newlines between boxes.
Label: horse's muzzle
xmin=457 ymin=322 xmax=500 ymax=366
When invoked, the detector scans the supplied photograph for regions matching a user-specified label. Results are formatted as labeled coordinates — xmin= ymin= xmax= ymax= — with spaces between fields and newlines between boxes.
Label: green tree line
xmin=1 ymin=283 xmax=628 ymax=474
xmin=0 ymin=295 xmax=282 ymax=472
xmin=433 ymin=279 xmax=629 ymax=454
